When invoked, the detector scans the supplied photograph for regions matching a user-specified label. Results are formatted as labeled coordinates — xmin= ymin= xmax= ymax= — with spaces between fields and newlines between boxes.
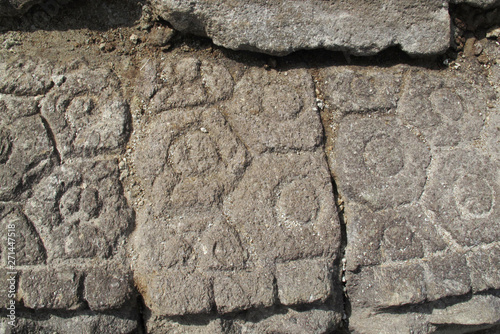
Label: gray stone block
xmin=320 ymin=66 xmax=403 ymax=114
xmin=19 ymin=268 xmax=81 ymax=310
xmin=0 ymin=204 xmax=46 ymax=266
xmin=224 ymin=152 xmax=340 ymax=263
xmin=40 ymin=62 xmax=130 ymax=160
xmin=213 ymin=270 xmax=274 ymax=313
xmin=145 ymin=57 xmax=235 ymax=113
xmin=423 ymin=149 xmax=500 ymax=247
xmin=151 ymin=0 xmax=451 ymax=56
xmin=333 ymin=114 xmax=430 ymax=211
xmin=397 ymin=70 xmax=491 ymax=147
xmin=24 ymin=160 xmax=133 ymax=261
xmin=140 ymin=270 xmax=213 ymax=316
xmin=348 ymin=263 xmax=427 ymax=309
xmin=276 ymin=258 xmax=333 ymax=306
xmin=84 ymin=266 xmax=134 ymax=311
xmin=224 ymin=67 xmax=322 ymax=154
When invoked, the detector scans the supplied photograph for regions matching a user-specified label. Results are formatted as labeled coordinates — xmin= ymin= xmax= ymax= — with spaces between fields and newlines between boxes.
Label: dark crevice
xmin=39 ymin=114 xmax=61 ymax=165
xmin=377 ymin=288 xmax=500 ymax=315
xmin=136 ymin=294 xmax=147 ymax=334
xmin=76 ymin=271 xmax=90 ymax=310
xmin=309 ymin=71 xmax=350 ymax=334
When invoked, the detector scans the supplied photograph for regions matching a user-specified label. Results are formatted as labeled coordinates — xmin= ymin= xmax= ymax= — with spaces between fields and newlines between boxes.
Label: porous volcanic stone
xmin=151 ymin=0 xmax=451 ymax=56
xmin=131 ymin=58 xmax=342 ymax=329
xmin=24 ymin=159 xmax=134 ymax=261
xmin=322 ymin=63 xmax=500 ymax=333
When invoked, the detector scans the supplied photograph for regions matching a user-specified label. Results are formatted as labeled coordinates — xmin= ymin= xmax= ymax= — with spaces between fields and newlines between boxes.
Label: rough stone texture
xmin=320 ymin=66 xmax=404 ymax=114
xmin=0 ymin=53 xmax=138 ymax=332
xmin=1 ymin=4 xmax=500 ymax=332
xmin=39 ymin=62 xmax=131 ymax=160
xmin=225 ymin=67 xmax=322 ymax=154
xmin=232 ymin=308 xmax=342 ymax=334
xmin=0 ymin=204 xmax=46 ymax=266
xmin=84 ymin=266 xmax=134 ymax=311
xmin=19 ymin=268 xmax=81 ymax=310
xmin=131 ymin=58 xmax=342 ymax=328
xmin=152 ymin=0 xmax=451 ymax=56
xmin=397 ymin=70 xmax=490 ymax=147
xmin=0 ymin=95 xmax=55 ymax=201
xmin=24 ymin=160 xmax=134 ymax=261
xmin=141 ymin=57 xmax=235 ymax=113
xmin=6 ymin=312 xmax=138 ymax=334
xmin=323 ymin=62 xmax=500 ymax=333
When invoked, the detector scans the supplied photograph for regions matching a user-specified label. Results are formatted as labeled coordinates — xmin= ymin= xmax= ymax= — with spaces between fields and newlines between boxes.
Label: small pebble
xmin=51 ymin=75 xmax=66 ymax=86
xmin=130 ymin=34 xmax=140 ymax=45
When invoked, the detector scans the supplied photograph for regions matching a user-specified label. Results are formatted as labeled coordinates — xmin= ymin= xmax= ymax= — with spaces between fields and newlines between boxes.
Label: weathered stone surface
xmin=0 ymin=269 xmax=18 ymax=308
xmin=424 ymin=149 xmax=499 ymax=247
xmin=24 ymin=159 xmax=133 ymax=261
xmin=2 ymin=311 xmax=138 ymax=334
xmin=145 ymin=308 xmax=341 ymax=334
xmin=141 ymin=270 xmax=212 ymax=316
xmin=131 ymin=58 xmax=341 ymax=329
xmin=152 ymin=0 xmax=451 ymax=56
xmin=84 ymin=266 xmax=134 ymax=311
xmin=214 ymin=269 xmax=274 ymax=313
xmin=320 ymin=66 xmax=403 ymax=114
xmin=134 ymin=105 xmax=248 ymax=214
xmin=232 ymin=308 xmax=341 ymax=334
xmin=322 ymin=63 xmax=500 ymax=333
xmin=430 ymin=294 xmax=500 ymax=327
xmin=467 ymin=244 xmax=500 ymax=291
xmin=276 ymin=258 xmax=333 ymax=306
xmin=143 ymin=57 xmax=235 ymax=113
xmin=0 ymin=204 xmax=46 ymax=266
xmin=333 ymin=114 xmax=430 ymax=211
xmin=348 ymin=263 xmax=427 ymax=308
xmin=0 ymin=96 xmax=54 ymax=201
xmin=345 ymin=204 xmax=446 ymax=271
xmin=225 ymin=67 xmax=322 ymax=154
xmin=19 ymin=268 xmax=81 ymax=309
xmin=397 ymin=70 xmax=489 ymax=147
xmin=2 ymin=10 xmax=500 ymax=332
xmin=145 ymin=316 xmax=227 ymax=334
xmin=224 ymin=152 xmax=340 ymax=263
xmin=40 ymin=62 xmax=131 ymax=160
xmin=0 ymin=58 xmax=54 ymax=95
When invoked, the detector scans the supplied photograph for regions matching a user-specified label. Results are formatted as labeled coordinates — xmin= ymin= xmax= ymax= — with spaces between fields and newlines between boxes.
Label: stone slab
xmin=322 ymin=63 xmax=500 ymax=333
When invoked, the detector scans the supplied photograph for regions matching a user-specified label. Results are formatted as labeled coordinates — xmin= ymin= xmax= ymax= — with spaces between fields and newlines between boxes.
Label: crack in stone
xmin=39 ymin=114 xmax=61 ymax=165
xmin=310 ymin=70 xmax=351 ymax=333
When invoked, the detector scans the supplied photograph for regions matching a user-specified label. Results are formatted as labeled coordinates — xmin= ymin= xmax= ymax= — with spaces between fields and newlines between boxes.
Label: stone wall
xmin=0 ymin=0 xmax=499 ymax=333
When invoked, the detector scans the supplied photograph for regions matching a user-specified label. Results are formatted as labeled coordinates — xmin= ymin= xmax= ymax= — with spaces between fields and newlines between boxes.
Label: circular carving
xmin=262 ymin=84 xmax=303 ymax=121
xmin=424 ymin=149 xmax=499 ymax=246
xmin=334 ymin=116 xmax=430 ymax=210
xmin=363 ymin=135 xmax=404 ymax=177
xmin=430 ymin=88 xmax=464 ymax=122
xmin=454 ymin=174 xmax=493 ymax=218
xmin=276 ymin=179 xmax=319 ymax=224
xmin=25 ymin=160 xmax=133 ymax=260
